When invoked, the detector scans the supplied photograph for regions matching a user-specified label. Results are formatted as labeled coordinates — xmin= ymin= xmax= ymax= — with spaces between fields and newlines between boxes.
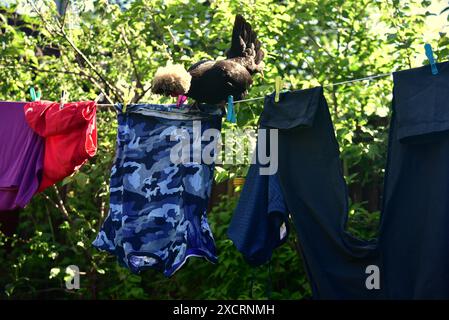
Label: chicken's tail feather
xmin=226 ymin=14 xmax=264 ymax=66
xmin=227 ymin=14 xmax=246 ymax=59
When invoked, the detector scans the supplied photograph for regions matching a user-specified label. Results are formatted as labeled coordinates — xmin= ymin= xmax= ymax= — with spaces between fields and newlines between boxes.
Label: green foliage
xmin=0 ymin=0 xmax=447 ymax=299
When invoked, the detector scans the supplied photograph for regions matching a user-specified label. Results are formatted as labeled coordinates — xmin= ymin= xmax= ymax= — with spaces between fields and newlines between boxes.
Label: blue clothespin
xmin=29 ymin=87 xmax=41 ymax=101
xmin=226 ymin=95 xmax=236 ymax=123
xmin=424 ymin=43 xmax=438 ymax=75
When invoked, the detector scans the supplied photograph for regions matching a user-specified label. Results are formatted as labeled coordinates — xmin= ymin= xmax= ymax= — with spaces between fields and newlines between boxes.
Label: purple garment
xmin=0 ymin=102 xmax=44 ymax=210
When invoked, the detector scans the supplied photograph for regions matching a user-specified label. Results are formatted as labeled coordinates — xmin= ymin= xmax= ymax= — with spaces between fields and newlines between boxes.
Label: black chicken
xmin=152 ymin=14 xmax=265 ymax=105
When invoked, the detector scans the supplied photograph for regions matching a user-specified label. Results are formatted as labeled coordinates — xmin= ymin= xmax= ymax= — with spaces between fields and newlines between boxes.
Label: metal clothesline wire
xmin=231 ymin=72 xmax=392 ymax=104
xmin=95 ymin=72 xmax=392 ymax=107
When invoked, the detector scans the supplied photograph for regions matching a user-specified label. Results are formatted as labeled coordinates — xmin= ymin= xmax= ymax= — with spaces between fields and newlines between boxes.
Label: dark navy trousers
xmin=380 ymin=62 xmax=449 ymax=299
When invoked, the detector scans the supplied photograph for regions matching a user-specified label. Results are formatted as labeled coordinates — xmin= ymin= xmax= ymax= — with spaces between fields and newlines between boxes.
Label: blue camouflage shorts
xmin=93 ymin=103 xmax=223 ymax=276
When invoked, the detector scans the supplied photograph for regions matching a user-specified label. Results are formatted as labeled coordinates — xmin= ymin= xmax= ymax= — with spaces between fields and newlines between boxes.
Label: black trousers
xmin=379 ymin=62 xmax=449 ymax=299
xmin=230 ymin=87 xmax=380 ymax=299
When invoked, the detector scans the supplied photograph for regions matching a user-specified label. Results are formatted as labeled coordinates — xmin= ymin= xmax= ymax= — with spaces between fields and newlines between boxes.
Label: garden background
xmin=0 ymin=0 xmax=448 ymax=299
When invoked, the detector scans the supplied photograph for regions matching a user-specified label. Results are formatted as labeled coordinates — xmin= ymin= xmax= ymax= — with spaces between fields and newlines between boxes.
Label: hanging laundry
xmin=228 ymin=87 xmax=381 ymax=299
xmin=93 ymin=103 xmax=222 ymax=276
xmin=379 ymin=61 xmax=449 ymax=299
xmin=0 ymin=102 xmax=44 ymax=210
xmin=228 ymin=132 xmax=288 ymax=266
xmin=23 ymin=101 xmax=97 ymax=192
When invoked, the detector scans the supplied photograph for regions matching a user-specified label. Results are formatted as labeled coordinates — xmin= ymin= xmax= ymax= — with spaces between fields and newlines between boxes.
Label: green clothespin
xmin=274 ymin=76 xmax=284 ymax=103
xmin=29 ymin=87 xmax=41 ymax=101
xmin=122 ymin=94 xmax=133 ymax=113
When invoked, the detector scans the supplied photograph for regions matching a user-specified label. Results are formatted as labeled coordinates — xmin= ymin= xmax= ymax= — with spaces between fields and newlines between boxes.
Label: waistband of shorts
xmin=115 ymin=103 xmax=223 ymax=120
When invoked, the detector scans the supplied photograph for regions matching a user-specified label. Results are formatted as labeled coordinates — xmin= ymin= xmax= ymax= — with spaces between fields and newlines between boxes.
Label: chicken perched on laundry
xmin=151 ymin=14 xmax=265 ymax=105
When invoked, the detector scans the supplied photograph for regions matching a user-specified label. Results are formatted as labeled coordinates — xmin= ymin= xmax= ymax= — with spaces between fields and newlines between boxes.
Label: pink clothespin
xmin=176 ymin=95 xmax=187 ymax=107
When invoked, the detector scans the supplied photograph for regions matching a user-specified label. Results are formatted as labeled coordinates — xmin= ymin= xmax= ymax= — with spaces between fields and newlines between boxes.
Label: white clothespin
xmin=60 ymin=90 xmax=69 ymax=110
xmin=94 ymin=93 xmax=105 ymax=104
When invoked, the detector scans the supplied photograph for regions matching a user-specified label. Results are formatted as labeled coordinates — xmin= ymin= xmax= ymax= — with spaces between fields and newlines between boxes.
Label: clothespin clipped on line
xmin=60 ymin=90 xmax=69 ymax=110
xmin=94 ymin=93 xmax=105 ymax=104
xmin=29 ymin=87 xmax=41 ymax=102
xmin=424 ymin=43 xmax=438 ymax=75
xmin=226 ymin=95 xmax=236 ymax=123
xmin=274 ymin=76 xmax=284 ymax=103
xmin=176 ymin=95 xmax=188 ymax=107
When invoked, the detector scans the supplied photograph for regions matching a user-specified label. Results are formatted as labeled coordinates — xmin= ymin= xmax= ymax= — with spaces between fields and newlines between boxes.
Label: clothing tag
xmin=280 ymin=222 xmax=287 ymax=240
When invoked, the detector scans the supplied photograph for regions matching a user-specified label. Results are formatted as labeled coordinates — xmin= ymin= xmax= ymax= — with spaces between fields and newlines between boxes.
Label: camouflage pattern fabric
xmin=93 ymin=103 xmax=222 ymax=276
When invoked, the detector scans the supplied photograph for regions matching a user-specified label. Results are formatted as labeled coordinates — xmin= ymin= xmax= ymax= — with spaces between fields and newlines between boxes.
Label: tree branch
xmin=28 ymin=0 xmax=123 ymax=103
xmin=40 ymin=191 xmax=71 ymax=223
xmin=133 ymin=83 xmax=153 ymax=103
xmin=120 ymin=26 xmax=145 ymax=103
xmin=2 ymin=63 xmax=115 ymax=104
xmin=343 ymin=0 xmax=373 ymax=55
xmin=52 ymin=185 xmax=71 ymax=222
xmin=58 ymin=27 xmax=123 ymax=102
xmin=306 ymin=31 xmax=335 ymax=59
xmin=60 ymin=0 xmax=70 ymax=27
xmin=76 ymin=67 xmax=115 ymax=104
xmin=120 ymin=27 xmax=143 ymax=90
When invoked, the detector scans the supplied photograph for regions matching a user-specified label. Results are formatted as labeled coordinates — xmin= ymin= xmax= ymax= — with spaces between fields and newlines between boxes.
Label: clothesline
xmin=233 ymin=72 xmax=392 ymax=104
xmin=95 ymin=72 xmax=392 ymax=107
